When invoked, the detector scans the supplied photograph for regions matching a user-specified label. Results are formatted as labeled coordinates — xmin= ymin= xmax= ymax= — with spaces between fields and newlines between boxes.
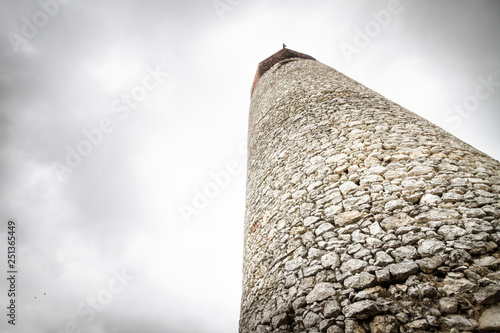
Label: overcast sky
xmin=0 ymin=1 xmax=499 ymax=332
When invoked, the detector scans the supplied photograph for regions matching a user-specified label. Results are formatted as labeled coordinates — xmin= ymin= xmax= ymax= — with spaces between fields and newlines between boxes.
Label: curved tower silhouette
xmin=240 ymin=48 xmax=500 ymax=332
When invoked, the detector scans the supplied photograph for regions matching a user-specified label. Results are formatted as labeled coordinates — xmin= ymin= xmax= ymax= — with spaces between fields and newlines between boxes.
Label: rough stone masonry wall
xmin=240 ymin=57 xmax=500 ymax=333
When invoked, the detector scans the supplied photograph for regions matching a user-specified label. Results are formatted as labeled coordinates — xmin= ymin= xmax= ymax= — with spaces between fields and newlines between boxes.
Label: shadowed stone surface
xmin=478 ymin=304 xmax=500 ymax=332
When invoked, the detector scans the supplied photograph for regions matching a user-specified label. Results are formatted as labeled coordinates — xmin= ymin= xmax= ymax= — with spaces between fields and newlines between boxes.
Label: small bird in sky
xmin=44 ymin=293 xmax=46 ymax=295
xmin=283 ymin=43 xmax=287 ymax=49
xmin=34 ymin=296 xmax=37 ymax=299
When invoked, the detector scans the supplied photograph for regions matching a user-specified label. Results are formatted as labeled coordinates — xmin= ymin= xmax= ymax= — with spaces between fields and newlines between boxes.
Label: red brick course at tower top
xmin=251 ymin=47 xmax=316 ymax=96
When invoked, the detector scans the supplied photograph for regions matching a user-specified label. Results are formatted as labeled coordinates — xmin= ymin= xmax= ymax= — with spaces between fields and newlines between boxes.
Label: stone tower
xmin=240 ymin=48 xmax=500 ymax=332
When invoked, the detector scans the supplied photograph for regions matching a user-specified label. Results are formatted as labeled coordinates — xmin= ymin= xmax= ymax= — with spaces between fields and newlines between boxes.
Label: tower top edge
xmin=250 ymin=48 xmax=316 ymax=96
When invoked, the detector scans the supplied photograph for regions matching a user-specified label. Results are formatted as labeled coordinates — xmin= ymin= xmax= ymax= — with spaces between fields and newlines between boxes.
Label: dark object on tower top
xmin=251 ymin=48 xmax=316 ymax=96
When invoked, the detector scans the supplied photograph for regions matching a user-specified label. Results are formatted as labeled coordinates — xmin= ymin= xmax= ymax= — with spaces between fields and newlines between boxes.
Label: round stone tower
xmin=240 ymin=48 xmax=500 ymax=332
